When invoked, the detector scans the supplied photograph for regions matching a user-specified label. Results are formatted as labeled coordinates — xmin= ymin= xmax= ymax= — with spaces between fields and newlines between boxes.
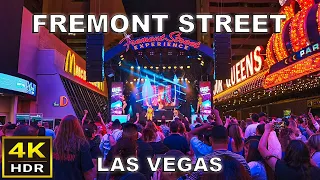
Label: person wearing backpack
xmin=100 ymin=120 xmax=122 ymax=160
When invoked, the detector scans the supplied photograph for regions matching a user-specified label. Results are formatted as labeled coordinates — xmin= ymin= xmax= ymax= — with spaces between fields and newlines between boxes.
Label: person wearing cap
xmin=259 ymin=112 xmax=267 ymax=124
xmin=186 ymin=125 xmax=250 ymax=180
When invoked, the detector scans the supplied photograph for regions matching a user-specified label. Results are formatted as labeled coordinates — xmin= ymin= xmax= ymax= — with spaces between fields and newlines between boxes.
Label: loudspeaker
xmin=214 ymin=33 xmax=231 ymax=80
xmin=86 ymin=33 xmax=105 ymax=82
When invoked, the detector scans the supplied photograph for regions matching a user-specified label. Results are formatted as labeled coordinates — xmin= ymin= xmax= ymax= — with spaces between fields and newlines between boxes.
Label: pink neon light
xmin=119 ymin=32 xmax=201 ymax=51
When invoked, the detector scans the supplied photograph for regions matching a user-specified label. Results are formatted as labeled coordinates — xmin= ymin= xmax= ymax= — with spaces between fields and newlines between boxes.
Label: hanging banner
xmin=111 ymin=82 xmax=123 ymax=115
xmin=199 ymin=81 xmax=212 ymax=115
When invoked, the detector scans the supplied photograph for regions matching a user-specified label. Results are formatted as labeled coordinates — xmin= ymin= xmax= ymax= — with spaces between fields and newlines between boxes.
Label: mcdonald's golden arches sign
xmin=64 ymin=50 xmax=104 ymax=91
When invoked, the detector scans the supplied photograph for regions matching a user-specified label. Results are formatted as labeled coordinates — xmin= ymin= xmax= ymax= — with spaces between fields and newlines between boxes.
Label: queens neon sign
xmin=227 ymin=46 xmax=264 ymax=87
xmin=64 ymin=50 xmax=104 ymax=91
xmin=119 ymin=31 xmax=201 ymax=52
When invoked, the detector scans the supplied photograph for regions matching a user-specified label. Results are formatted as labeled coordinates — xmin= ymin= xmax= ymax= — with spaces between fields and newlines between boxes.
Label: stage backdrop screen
xmin=143 ymin=85 xmax=174 ymax=107
xmin=111 ymin=82 xmax=123 ymax=115
xmin=199 ymin=81 xmax=212 ymax=115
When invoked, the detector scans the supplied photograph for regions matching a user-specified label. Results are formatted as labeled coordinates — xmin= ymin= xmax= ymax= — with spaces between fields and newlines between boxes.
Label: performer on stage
xmin=173 ymin=107 xmax=179 ymax=117
xmin=120 ymin=95 xmax=127 ymax=115
xmin=197 ymin=94 xmax=203 ymax=114
xmin=158 ymin=101 xmax=164 ymax=110
xmin=146 ymin=105 xmax=154 ymax=121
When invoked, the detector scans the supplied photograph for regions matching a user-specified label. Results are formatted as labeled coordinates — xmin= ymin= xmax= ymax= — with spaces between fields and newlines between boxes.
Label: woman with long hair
xmin=308 ymin=133 xmax=320 ymax=167
xmin=259 ymin=123 xmax=320 ymax=180
xmin=228 ymin=124 xmax=245 ymax=156
xmin=142 ymin=128 xmax=169 ymax=155
xmin=53 ymin=115 xmax=95 ymax=180
xmin=145 ymin=121 xmax=165 ymax=142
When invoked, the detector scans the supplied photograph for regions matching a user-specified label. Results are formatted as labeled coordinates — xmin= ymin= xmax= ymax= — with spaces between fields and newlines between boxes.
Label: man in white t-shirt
xmin=245 ymin=113 xmax=260 ymax=139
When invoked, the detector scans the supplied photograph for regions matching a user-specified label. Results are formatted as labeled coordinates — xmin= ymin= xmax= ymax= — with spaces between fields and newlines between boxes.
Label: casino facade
xmin=0 ymin=7 xmax=108 ymax=124
xmin=213 ymin=0 xmax=320 ymax=119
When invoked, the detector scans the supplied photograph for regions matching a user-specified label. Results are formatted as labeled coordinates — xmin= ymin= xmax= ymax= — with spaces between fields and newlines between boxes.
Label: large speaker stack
xmin=213 ymin=33 xmax=232 ymax=80
xmin=86 ymin=33 xmax=105 ymax=82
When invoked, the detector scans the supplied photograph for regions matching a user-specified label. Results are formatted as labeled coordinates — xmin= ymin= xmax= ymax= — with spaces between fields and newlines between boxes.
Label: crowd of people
xmin=0 ymin=108 xmax=320 ymax=180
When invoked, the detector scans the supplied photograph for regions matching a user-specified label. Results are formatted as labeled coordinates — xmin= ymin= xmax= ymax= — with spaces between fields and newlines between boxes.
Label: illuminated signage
xmin=64 ymin=50 xmax=104 ymax=91
xmin=264 ymin=56 xmax=320 ymax=88
xmin=213 ymin=80 xmax=224 ymax=95
xmin=199 ymin=82 xmax=212 ymax=115
xmin=111 ymin=82 xmax=123 ymax=115
xmin=0 ymin=73 xmax=36 ymax=96
xmin=228 ymin=46 xmax=264 ymax=86
xmin=53 ymin=96 xmax=68 ymax=107
xmin=270 ymin=42 xmax=320 ymax=74
xmin=120 ymin=31 xmax=201 ymax=52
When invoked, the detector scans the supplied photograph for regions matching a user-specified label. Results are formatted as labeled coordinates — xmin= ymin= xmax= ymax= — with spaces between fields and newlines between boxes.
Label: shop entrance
xmin=0 ymin=116 xmax=6 ymax=125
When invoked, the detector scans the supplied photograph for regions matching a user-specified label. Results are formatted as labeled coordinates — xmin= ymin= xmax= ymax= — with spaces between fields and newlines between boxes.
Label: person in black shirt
xmin=258 ymin=123 xmax=320 ymax=180
xmin=163 ymin=121 xmax=190 ymax=154
xmin=105 ymin=123 xmax=154 ymax=179
xmin=53 ymin=115 xmax=95 ymax=180
xmin=105 ymin=138 xmax=146 ymax=180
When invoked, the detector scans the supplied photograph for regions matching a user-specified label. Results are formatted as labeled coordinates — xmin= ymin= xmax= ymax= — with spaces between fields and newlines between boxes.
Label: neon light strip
xmin=263 ymin=55 xmax=320 ymax=88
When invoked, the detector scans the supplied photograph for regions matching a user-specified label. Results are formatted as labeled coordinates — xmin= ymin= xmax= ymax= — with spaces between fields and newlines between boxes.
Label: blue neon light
xmin=0 ymin=73 xmax=36 ymax=96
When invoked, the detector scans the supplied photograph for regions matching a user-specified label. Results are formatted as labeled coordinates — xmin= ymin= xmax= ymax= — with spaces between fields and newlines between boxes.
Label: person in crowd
xmin=30 ymin=122 xmax=46 ymax=136
xmin=201 ymin=155 xmax=251 ymax=180
xmin=308 ymin=133 xmax=320 ymax=167
xmin=186 ymin=125 xmax=250 ymax=180
xmin=245 ymin=124 xmax=269 ymax=180
xmin=152 ymin=150 xmax=188 ymax=180
xmin=308 ymin=110 xmax=320 ymax=133
xmin=297 ymin=117 xmax=308 ymax=139
xmin=258 ymin=123 xmax=320 ymax=180
xmin=142 ymin=128 xmax=169 ymax=155
xmin=240 ymin=120 xmax=247 ymax=134
xmin=190 ymin=117 xmax=203 ymax=131
xmin=227 ymin=123 xmax=245 ymax=156
xmin=187 ymin=123 xmax=213 ymax=159
xmin=178 ymin=121 xmax=188 ymax=139
xmin=163 ymin=120 xmax=190 ymax=155
xmin=106 ymin=138 xmax=147 ymax=180
xmin=81 ymin=109 xmax=90 ymax=125
xmin=278 ymin=128 xmax=295 ymax=159
xmin=286 ymin=119 xmax=307 ymax=142
xmin=145 ymin=121 xmax=165 ymax=142
xmin=2 ymin=124 xmax=16 ymax=138
xmin=259 ymin=112 xmax=267 ymax=124
xmin=94 ymin=112 xmax=107 ymax=136
xmin=182 ymin=116 xmax=191 ymax=132
xmin=83 ymin=124 xmax=102 ymax=176
xmin=159 ymin=117 xmax=170 ymax=137
xmin=43 ymin=122 xmax=56 ymax=139
xmin=245 ymin=113 xmax=260 ymax=139
xmin=106 ymin=123 xmax=154 ymax=179
xmin=83 ymin=124 xmax=102 ymax=158
xmin=206 ymin=115 xmax=214 ymax=123
xmin=100 ymin=120 xmax=120 ymax=160
xmin=53 ymin=115 xmax=95 ymax=180
xmin=245 ymin=124 xmax=265 ymax=159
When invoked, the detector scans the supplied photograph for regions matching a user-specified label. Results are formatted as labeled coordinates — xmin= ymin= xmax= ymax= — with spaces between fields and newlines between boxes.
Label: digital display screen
xmin=199 ymin=81 xmax=212 ymax=115
xmin=111 ymin=82 xmax=123 ymax=115
xmin=0 ymin=73 xmax=36 ymax=96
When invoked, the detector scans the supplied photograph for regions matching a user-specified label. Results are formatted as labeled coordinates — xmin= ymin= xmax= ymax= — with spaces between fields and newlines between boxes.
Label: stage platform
xmin=111 ymin=114 xmax=130 ymax=124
